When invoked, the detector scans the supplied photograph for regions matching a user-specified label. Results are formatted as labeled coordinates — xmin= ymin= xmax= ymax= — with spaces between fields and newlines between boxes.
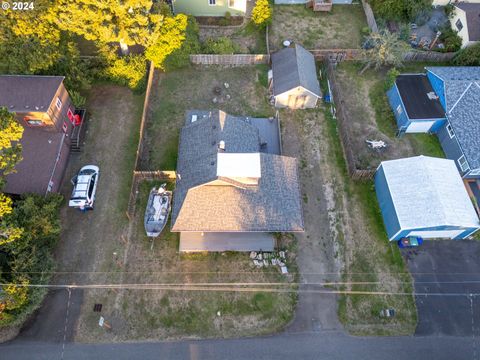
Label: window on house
xmin=62 ymin=121 xmax=68 ymax=133
xmin=446 ymin=123 xmax=455 ymax=138
xmin=469 ymin=169 xmax=480 ymax=176
xmin=209 ymin=0 xmax=216 ymax=5
xmin=56 ymin=97 xmax=62 ymax=110
xmin=396 ymin=104 xmax=403 ymax=115
xmin=456 ymin=19 xmax=463 ymax=31
xmin=458 ymin=155 xmax=470 ymax=172
xmin=228 ymin=0 xmax=235 ymax=7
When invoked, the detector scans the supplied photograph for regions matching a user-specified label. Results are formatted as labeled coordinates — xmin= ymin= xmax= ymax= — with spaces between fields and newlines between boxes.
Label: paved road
xmin=1 ymin=333 xmax=477 ymax=360
xmin=404 ymin=240 xmax=480 ymax=336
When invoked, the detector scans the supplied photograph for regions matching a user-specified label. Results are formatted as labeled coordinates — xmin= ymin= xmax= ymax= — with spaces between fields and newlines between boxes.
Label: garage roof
xmin=379 ymin=156 xmax=480 ymax=229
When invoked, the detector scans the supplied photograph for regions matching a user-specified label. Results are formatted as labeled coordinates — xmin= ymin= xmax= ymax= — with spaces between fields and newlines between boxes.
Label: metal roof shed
xmin=375 ymin=156 xmax=480 ymax=241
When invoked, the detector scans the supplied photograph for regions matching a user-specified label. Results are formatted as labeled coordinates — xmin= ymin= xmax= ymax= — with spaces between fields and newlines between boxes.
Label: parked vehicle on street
xmin=69 ymin=165 xmax=100 ymax=210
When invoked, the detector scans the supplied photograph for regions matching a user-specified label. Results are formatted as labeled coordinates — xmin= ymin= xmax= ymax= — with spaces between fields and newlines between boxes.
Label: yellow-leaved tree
xmin=251 ymin=0 xmax=272 ymax=28
xmin=0 ymin=107 xmax=24 ymax=246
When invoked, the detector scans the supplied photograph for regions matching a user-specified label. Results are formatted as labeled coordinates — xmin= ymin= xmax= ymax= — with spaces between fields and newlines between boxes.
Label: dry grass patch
xmin=269 ymin=4 xmax=367 ymax=51
xmin=76 ymin=180 xmax=297 ymax=342
xmin=333 ymin=62 xmax=444 ymax=171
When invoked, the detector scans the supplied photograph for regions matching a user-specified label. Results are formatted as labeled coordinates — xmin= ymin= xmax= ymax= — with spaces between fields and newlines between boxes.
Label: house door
xmin=295 ymin=95 xmax=307 ymax=109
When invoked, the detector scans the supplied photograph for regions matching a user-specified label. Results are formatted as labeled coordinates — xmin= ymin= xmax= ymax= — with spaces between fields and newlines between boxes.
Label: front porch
xmin=179 ymin=232 xmax=275 ymax=252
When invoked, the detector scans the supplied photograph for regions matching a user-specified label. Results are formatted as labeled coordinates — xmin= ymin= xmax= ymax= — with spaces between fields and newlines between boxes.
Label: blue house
xmin=375 ymin=156 xmax=480 ymax=241
xmin=387 ymin=67 xmax=480 ymax=180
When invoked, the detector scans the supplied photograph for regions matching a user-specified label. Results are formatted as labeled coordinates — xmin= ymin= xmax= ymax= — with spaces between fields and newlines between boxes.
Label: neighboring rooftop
xmin=380 ymin=156 xmax=480 ymax=229
xmin=4 ymin=128 xmax=69 ymax=195
xmin=271 ymin=44 xmax=321 ymax=97
xmin=425 ymin=67 xmax=480 ymax=169
xmin=0 ymin=75 xmax=64 ymax=113
xmin=455 ymin=2 xmax=480 ymax=41
xmin=171 ymin=110 xmax=303 ymax=232
xmin=395 ymin=74 xmax=446 ymax=119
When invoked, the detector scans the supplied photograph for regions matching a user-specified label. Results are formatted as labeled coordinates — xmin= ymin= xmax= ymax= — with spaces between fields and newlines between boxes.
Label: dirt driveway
xmin=280 ymin=109 xmax=344 ymax=333
xmin=16 ymin=85 xmax=144 ymax=342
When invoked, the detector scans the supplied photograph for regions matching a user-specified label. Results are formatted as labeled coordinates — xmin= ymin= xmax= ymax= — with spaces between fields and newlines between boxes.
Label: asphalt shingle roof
xmin=456 ymin=3 xmax=480 ymax=41
xmin=0 ymin=75 xmax=64 ymax=113
xmin=271 ymin=44 xmax=321 ymax=97
xmin=171 ymin=110 xmax=304 ymax=232
xmin=426 ymin=67 xmax=480 ymax=169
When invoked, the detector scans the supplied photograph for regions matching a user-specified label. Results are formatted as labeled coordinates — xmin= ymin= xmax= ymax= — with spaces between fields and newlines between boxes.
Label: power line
xmin=0 ymin=282 xmax=479 ymax=297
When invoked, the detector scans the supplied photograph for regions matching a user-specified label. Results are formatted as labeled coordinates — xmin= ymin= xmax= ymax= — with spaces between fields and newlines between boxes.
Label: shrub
xmin=69 ymin=90 xmax=86 ymax=108
xmin=454 ymin=43 xmax=480 ymax=66
xmin=439 ymin=27 xmax=462 ymax=53
xmin=202 ymin=37 xmax=239 ymax=54
xmin=384 ymin=68 xmax=400 ymax=91
xmin=251 ymin=0 xmax=272 ymax=28
xmin=101 ymin=50 xmax=147 ymax=91
xmin=163 ymin=16 xmax=201 ymax=71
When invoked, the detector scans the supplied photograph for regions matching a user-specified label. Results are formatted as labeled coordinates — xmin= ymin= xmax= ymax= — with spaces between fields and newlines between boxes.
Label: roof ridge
xmin=423 ymin=157 xmax=451 ymax=227
xmin=449 ymin=82 xmax=473 ymax=114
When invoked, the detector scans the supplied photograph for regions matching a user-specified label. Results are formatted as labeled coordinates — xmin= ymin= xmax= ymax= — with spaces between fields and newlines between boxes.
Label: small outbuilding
xmin=270 ymin=44 xmax=321 ymax=109
xmin=375 ymin=156 xmax=480 ymax=241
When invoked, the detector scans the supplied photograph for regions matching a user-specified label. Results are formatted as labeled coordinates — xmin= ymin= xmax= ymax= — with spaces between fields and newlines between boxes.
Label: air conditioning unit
xmin=427 ymin=92 xmax=439 ymax=100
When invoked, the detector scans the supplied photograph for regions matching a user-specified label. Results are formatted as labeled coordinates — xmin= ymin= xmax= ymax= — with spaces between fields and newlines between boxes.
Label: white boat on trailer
xmin=144 ymin=184 xmax=172 ymax=237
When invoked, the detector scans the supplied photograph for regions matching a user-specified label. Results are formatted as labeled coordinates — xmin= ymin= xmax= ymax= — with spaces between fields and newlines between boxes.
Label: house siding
xmin=374 ymin=166 xmax=401 ymax=240
xmin=275 ymin=87 xmax=318 ymax=109
xmin=387 ymin=84 xmax=410 ymax=131
xmin=426 ymin=70 xmax=446 ymax=110
xmin=437 ymin=122 xmax=468 ymax=176
xmin=173 ymin=0 xmax=246 ymax=16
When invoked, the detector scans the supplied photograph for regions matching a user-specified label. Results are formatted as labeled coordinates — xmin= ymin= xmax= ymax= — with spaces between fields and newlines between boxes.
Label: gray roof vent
xmin=218 ymin=140 xmax=225 ymax=151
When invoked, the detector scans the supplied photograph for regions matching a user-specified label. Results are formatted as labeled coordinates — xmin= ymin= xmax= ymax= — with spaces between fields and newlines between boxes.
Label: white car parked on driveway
xmin=69 ymin=165 xmax=99 ymax=210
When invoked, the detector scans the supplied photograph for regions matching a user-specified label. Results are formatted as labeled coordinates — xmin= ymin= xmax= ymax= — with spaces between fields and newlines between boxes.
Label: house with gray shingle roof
xmin=270 ymin=44 xmax=321 ymax=109
xmin=387 ymin=67 xmax=480 ymax=205
xmin=172 ymin=110 xmax=304 ymax=252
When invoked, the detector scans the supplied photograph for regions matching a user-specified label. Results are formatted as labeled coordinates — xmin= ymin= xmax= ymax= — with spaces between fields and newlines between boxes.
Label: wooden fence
xmin=126 ymin=171 xmax=177 ymax=220
xmin=403 ymin=50 xmax=456 ymax=62
xmin=325 ymin=62 xmax=376 ymax=181
xmin=361 ymin=0 xmax=378 ymax=33
xmin=310 ymin=49 xmax=363 ymax=62
xmin=190 ymin=54 xmax=270 ymax=65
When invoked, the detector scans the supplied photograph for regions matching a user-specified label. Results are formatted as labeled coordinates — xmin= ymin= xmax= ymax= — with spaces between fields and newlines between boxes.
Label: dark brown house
xmin=0 ymin=75 xmax=78 ymax=195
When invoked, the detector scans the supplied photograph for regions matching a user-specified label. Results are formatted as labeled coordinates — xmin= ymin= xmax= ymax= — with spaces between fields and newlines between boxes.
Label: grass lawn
xmin=144 ymin=66 xmax=274 ymax=170
xmin=269 ymin=4 xmax=367 ymax=51
xmin=333 ymin=62 xmax=444 ymax=170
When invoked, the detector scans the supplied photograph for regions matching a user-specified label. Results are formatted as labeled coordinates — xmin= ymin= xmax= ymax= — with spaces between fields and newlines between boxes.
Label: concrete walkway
xmin=179 ymin=232 xmax=275 ymax=252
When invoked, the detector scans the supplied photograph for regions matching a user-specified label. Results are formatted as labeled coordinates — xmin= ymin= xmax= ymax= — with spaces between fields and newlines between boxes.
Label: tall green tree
xmin=55 ymin=0 xmax=164 ymax=52
xmin=361 ymin=30 xmax=408 ymax=74
xmin=369 ymin=0 xmax=431 ymax=21
xmin=0 ymin=0 xmax=61 ymax=73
